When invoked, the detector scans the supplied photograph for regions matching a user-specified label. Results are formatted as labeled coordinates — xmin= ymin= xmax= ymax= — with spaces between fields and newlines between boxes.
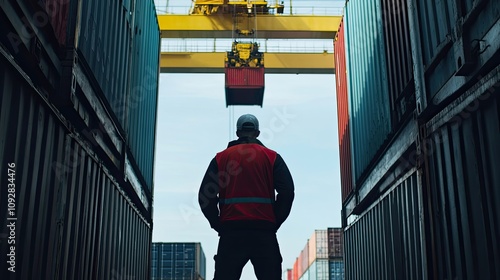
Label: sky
xmin=151 ymin=73 xmax=342 ymax=280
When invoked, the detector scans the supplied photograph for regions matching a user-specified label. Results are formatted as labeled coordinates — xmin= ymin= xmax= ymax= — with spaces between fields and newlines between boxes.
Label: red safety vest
xmin=215 ymin=143 xmax=277 ymax=223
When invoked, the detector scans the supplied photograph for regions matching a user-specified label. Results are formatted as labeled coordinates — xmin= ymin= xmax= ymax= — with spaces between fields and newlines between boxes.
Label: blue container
xmin=151 ymin=243 xmax=206 ymax=280
xmin=329 ymin=260 xmax=345 ymax=280
xmin=126 ymin=0 xmax=161 ymax=190
xmin=344 ymin=0 xmax=392 ymax=183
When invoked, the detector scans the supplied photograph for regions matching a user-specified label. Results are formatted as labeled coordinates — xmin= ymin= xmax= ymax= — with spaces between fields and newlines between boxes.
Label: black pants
xmin=213 ymin=230 xmax=282 ymax=280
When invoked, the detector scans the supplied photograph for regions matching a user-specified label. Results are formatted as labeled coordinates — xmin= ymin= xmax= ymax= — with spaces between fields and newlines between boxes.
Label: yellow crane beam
xmin=160 ymin=52 xmax=334 ymax=74
xmin=158 ymin=14 xmax=341 ymax=39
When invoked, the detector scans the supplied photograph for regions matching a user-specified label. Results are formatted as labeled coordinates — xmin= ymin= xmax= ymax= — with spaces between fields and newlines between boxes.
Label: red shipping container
xmin=293 ymin=258 xmax=299 ymax=280
xmin=334 ymin=18 xmax=354 ymax=203
xmin=225 ymin=67 xmax=265 ymax=107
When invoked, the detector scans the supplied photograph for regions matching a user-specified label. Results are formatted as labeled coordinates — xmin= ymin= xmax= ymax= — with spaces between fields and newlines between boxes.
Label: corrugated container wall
xmin=340 ymin=0 xmax=500 ymax=279
xmin=308 ymin=230 xmax=328 ymax=266
xmin=0 ymin=51 xmax=152 ymax=280
xmin=126 ymin=0 xmax=160 ymax=190
xmin=327 ymin=228 xmax=344 ymax=259
xmin=345 ymin=0 xmax=392 ymax=183
xmin=422 ymin=70 xmax=500 ymax=279
xmin=44 ymin=0 xmax=160 ymax=191
xmin=344 ymin=171 xmax=424 ymax=280
xmin=75 ymin=0 xmax=132 ymax=128
xmin=380 ymin=0 xmax=415 ymax=127
xmin=0 ymin=0 xmax=159 ymax=278
xmin=334 ymin=18 xmax=354 ymax=202
xmin=413 ymin=0 xmax=500 ymax=111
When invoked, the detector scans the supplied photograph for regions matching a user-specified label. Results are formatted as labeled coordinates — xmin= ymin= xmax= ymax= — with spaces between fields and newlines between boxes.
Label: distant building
xmin=288 ymin=228 xmax=344 ymax=280
xmin=151 ymin=242 xmax=206 ymax=280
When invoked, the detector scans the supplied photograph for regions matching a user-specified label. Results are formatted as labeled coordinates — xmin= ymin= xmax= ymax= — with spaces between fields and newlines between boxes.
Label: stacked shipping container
xmin=0 ymin=0 xmax=160 ymax=278
xmin=293 ymin=258 xmax=299 ymax=280
xmin=334 ymin=18 xmax=354 ymax=204
xmin=344 ymin=0 xmax=392 ymax=185
xmin=151 ymin=243 xmax=206 ymax=280
xmin=291 ymin=229 xmax=344 ymax=280
xmin=126 ymin=0 xmax=161 ymax=190
xmin=337 ymin=0 xmax=500 ymax=279
xmin=327 ymin=228 xmax=344 ymax=280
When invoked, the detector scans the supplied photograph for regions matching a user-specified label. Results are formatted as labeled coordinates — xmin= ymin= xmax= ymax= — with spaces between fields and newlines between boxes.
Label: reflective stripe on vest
xmin=220 ymin=197 xmax=274 ymax=205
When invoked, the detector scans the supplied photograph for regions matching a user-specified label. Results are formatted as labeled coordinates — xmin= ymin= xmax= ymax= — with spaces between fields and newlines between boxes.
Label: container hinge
xmin=455 ymin=36 xmax=480 ymax=76
xmin=471 ymin=39 xmax=490 ymax=56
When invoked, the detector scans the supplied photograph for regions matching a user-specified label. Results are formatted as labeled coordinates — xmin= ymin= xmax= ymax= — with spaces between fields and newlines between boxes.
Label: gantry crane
xmin=157 ymin=1 xmax=342 ymax=106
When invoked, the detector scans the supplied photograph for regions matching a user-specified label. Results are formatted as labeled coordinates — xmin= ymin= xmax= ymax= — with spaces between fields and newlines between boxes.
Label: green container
xmin=345 ymin=0 xmax=391 ymax=183
xmin=126 ymin=0 xmax=161 ymax=190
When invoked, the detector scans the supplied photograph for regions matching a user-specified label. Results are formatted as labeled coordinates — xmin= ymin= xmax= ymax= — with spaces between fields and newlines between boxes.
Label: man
xmin=199 ymin=113 xmax=295 ymax=280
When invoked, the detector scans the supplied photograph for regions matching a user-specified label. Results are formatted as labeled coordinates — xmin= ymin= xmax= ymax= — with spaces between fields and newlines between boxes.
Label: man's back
xmin=198 ymin=114 xmax=294 ymax=280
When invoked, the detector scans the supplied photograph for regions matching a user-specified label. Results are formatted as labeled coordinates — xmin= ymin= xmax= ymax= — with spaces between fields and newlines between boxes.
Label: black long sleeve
xmin=273 ymin=154 xmax=295 ymax=229
xmin=198 ymin=158 xmax=221 ymax=232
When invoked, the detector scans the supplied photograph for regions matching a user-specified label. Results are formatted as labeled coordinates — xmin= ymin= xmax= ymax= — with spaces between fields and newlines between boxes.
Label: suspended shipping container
xmin=334 ymin=17 xmax=354 ymax=202
xmin=344 ymin=0 xmax=392 ymax=183
xmin=225 ymin=67 xmax=265 ymax=107
xmin=0 ymin=50 xmax=152 ymax=280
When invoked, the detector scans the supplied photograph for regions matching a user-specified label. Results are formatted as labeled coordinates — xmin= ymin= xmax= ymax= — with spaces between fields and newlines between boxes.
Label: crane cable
xmin=228 ymin=106 xmax=235 ymax=142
